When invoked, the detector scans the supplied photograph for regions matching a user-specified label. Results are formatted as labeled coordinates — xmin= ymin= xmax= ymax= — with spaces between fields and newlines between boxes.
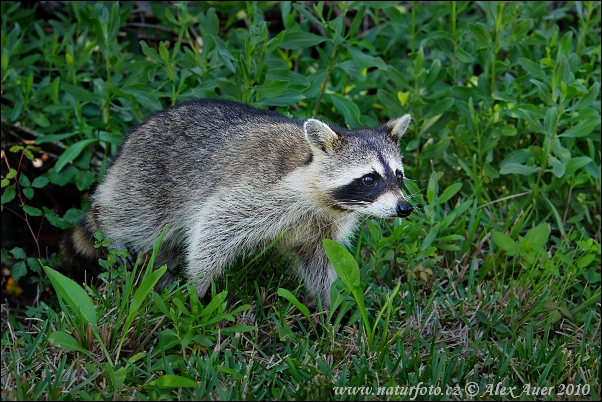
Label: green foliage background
xmin=1 ymin=1 xmax=600 ymax=400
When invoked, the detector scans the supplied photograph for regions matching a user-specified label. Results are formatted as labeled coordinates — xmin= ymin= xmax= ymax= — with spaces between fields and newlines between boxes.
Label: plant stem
xmin=2 ymin=152 xmax=42 ymax=258
xmin=491 ymin=2 xmax=504 ymax=96
xmin=451 ymin=2 xmax=458 ymax=85
xmin=312 ymin=44 xmax=338 ymax=117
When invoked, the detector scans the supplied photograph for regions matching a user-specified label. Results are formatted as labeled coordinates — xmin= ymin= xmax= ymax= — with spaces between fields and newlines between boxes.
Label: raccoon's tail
xmin=59 ymin=212 xmax=103 ymax=270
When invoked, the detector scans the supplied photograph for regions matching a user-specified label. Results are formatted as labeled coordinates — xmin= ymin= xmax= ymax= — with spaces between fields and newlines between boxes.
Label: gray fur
xmin=78 ymin=99 xmax=412 ymax=308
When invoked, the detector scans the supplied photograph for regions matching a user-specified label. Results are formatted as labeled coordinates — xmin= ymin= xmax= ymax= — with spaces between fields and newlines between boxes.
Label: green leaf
xmin=208 ymin=35 xmax=236 ymax=73
xmin=543 ymin=107 xmax=559 ymax=137
xmin=14 ymin=54 xmax=41 ymax=68
xmin=46 ymin=165 xmax=77 ymax=186
xmin=31 ymin=177 xmax=49 ymax=188
xmin=530 ymin=79 xmax=555 ymax=106
xmin=565 ymin=157 xmax=592 ymax=175
xmin=328 ymin=94 xmax=361 ymax=128
xmin=265 ymin=69 xmax=309 ymax=88
xmin=518 ymin=57 xmax=546 ymax=80
xmin=61 ymin=82 xmax=102 ymax=102
xmin=569 ymin=82 xmax=600 ymax=112
xmin=75 ymin=170 xmax=96 ymax=191
xmin=254 ymin=79 xmax=289 ymax=99
xmin=548 ymin=156 xmax=565 ymax=178
xmin=500 ymin=125 xmax=517 ymax=137
xmin=18 ymin=174 xmax=31 ymax=187
xmin=26 ymin=110 xmax=51 ymax=128
xmin=277 ymin=325 xmax=298 ymax=341
xmin=35 ymin=132 xmax=79 ymax=144
xmin=494 ymin=323 xmax=512 ymax=334
xmin=277 ymin=288 xmax=311 ymax=321
xmin=230 ymin=303 xmax=252 ymax=316
xmin=218 ymin=324 xmax=257 ymax=335
xmin=159 ymin=42 xmax=169 ymax=63
xmin=145 ymin=375 xmax=198 ymax=389
xmin=10 ymin=247 xmax=27 ymax=259
xmin=255 ymin=92 xmax=305 ymax=107
xmin=199 ymin=290 xmax=228 ymax=319
xmin=26 ymin=258 xmax=42 ymax=274
xmin=557 ymin=31 xmax=573 ymax=57
xmin=217 ymin=365 xmax=244 ymax=378
xmin=557 ymin=56 xmax=572 ymax=86
xmin=510 ymin=19 xmax=533 ymax=43
xmin=132 ymin=92 xmax=163 ymax=112
xmin=22 ymin=148 xmax=36 ymax=161
xmin=105 ymin=364 xmax=128 ymax=389
xmin=279 ymin=31 xmax=327 ymax=49
xmin=49 ymin=331 xmax=92 ymax=355
xmin=151 ymin=291 xmax=172 ymax=318
xmin=366 ymin=219 xmax=382 ymax=246
xmin=492 ymin=231 xmax=516 ymax=254
xmin=6 ymin=169 xmax=18 ymax=180
xmin=120 ymin=86 xmax=163 ymax=111
xmin=323 ymin=239 xmax=359 ymax=290
xmin=163 ymin=8 xmax=180 ymax=26
xmin=11 ymin=261 xmax=27 ymax=282
xmin=23 ymin=205 xmax=43 ymax=217
xmin=552 ymin=138 xmax=571 ymax=163
xmin=55 ymin=139 xmax=99 ymax=173
xmin=549 ymin=310 xmax=562 ymax=324
xmin=2 ymin=184 xmax=16 ymax=204
xmin=421 ymin=97 xmax=455 ymax=122
xmin=42 ymin=207 xmax=73 ymax=229
xmin=424 ymin=59 xmax=442 ymax=87
xmin=62 ymin=208 xmax=84 ymax=225
xmin=426 ymin=171 xmax=438 ymax=205
xmin=484 ymin=163 xmax=500 ymax=178
xmin=346 ymin=46 xmax=388 ymax=70
xmin=192 ymin=334 xmax=214 ymax=347
xmin=523 ymin=223 xmax=549 ymax=249
xmin=421 ymin=223 xmax=440 ymax=252
xmin=22 ymin=187 xmax=34 ymax=200
xmin=140 ymin=40 xmax=163 ymax=63
xmin=125 ymin=266 xmax=167 ymax=330
xmin=577 ymin=254 xmax=596 ymax=269
xmin=397 ymin=91 xmax=410 ymax=106
xmin=436 ymin=183 xmax=462 ymax=205
xmin=455 ymin=47 xmax=474 ymax=63
xmin=468 ymin=22 xmax=491 ymax=44
xmin=559 ymin=113 xmax=600 ymax=138
xmin=499 ymin=163 xmax=539 ymax=175
xmin=42 ymin=265 xmax=97 ymax=326
xmin=201 ymin=8 xmax=219 ymax=37
xmin=476 ymin=311 xmax=489 ymax=325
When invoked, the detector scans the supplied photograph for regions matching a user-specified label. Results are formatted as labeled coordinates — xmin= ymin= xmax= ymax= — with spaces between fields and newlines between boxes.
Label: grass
xmin=1 ymin=1 xmax=601 ymax=400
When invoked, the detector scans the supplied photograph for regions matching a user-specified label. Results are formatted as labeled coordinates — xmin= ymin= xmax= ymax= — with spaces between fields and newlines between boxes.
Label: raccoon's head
xmin=303 ymin=115 xmax=413 ymax=219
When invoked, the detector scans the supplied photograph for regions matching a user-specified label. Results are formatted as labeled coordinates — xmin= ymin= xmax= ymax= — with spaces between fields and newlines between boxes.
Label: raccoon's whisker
xmin=406 ymin=189 xmax=423 ymax=199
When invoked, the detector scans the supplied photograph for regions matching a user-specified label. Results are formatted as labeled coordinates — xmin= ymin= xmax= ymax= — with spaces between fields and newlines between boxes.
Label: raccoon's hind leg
xmin=185 ymin=221 xmax=244 ymax=300
xmin=106 ymin=239 xmax=137 ymax=268
xmin=293 ymin=244 xmax=338 ymax=309
xmin=149 ymin=247 xmax=186 ymax=292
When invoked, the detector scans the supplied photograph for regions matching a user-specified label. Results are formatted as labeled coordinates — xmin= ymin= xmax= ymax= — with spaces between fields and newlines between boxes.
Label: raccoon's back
xmin=117 ymin=99 xmax=310 ymax=186
xmin=92 ymin=100 xmax=313 ymax=240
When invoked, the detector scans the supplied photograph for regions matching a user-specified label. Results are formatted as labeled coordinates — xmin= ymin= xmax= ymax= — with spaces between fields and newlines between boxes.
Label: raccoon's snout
xmin=396 ymin=201 xmax=413 ymax=218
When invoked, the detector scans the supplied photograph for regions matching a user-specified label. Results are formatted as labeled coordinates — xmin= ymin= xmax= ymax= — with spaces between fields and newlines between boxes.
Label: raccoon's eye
xmin=396 ymin=171 xmax=403 ymax=183
xmin=362 ymin=174 xmax=376 ymax=186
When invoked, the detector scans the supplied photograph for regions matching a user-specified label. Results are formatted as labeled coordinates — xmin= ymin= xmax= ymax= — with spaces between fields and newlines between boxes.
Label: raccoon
xmin=64 ymin=99 xmax=413 ymax=308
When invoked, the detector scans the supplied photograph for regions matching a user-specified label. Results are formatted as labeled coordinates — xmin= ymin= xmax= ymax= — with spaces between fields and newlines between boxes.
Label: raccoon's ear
xmin=386 ymin=114 xmax=412 ymax=142
xmin=304 ymin=118 xmax=340 ymax=153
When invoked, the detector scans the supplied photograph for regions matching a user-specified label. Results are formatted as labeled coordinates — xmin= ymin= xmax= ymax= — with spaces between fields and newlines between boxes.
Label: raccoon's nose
xmin=396 ymin=201 xmax=413 ymax=218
